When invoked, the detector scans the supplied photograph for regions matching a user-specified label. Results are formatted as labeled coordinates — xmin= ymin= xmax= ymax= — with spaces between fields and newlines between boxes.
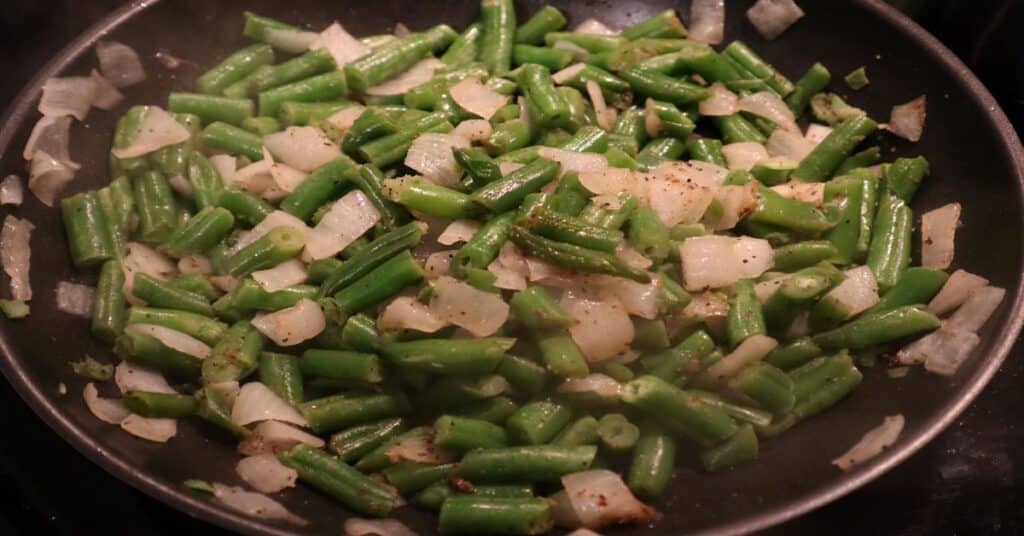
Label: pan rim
xmin=0 ymin=1 xmax=1022 ymax=535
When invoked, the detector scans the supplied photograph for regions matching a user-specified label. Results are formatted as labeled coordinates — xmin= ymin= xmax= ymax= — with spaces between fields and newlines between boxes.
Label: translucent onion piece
xmin=438 ymin=219 xmax=481 ymax=246
xmin=39 ymin=76 xmax=96 ymax=120
xmin=558 ymin=373 xmax=624 ymax=398
xmin=537 ymin=147 xmax=609 ymax=176
xmin=304 ymin=190 xmax=380 ymax=260
xmin=680 ymin=234 xmax=772 ymax=291
xmin=450 ymin=77 xmax=511 ymax=120
xmin=698 ymin=82 xmax=738 ymax=116
xmin=430 ymin=276 xmax=510 ymax=337
xmin=167 ymin=174 xmax=193 ymax=198
xmin=232 ymin=382 xmax=309 ymax=428
xmin=1 ymin=215 xmax=34 ymax=301
xmin=552 ymin=63 xmax=586 ymax=85
xmin=499 ymin=161 xmax=525 ymax=176
xmin=920 ymin=202 xmax=959 ymax=270
xmin=946 ymin=286 xmax=1005 ymax=333
xmin=712 ymin=182 xmax=759 ymax=231
xmin=586 ymin=80 xmax=616 ymax=131
xmin=683 ymin=291 xmax=730 ymax=335
xmin=699 ymin=334 xmax=778 ymax=383
xmin=325 ymin=105 xmax=366 ymax=135
xmin=561 ymin=470 xmax=656 ymax=529
xmin=766 ymin=128 xmax=814 ymax=161
xmin=114 ymin=361 xmax=176 ymax=394
xmin=550 ymin=490 xmax=582 ymax=528
xmin=236 ymin=454 xmax=298 ymax=494
xmin=210 ymin=154 xmax=237 ymax=185
xmin=268 ymin=162 xmax=308 ymax=194
xmin=574 ymin=18 xmax=618 ymax=35
xmin=722 ymin=142 xmax=770 ymax=171
xmin=738 ymin=91 xmax=799 ymax=132
xmin=264 ymin=27 xmax=319 ymax=53
xmin=211 ymin=483 xmax=308 ymax=526
xmin=393 ymin=22 xmax=411 ymax=37
xmin=423 ymin=250 xmax=456 ymax=280
xmin=387 ymin=432 xmax=456 ymax=464
xmin=310 ymin=22 xmax=370 ymax=68
xmin=770 ymin=179 xmax=824 ymax=205
xmin=124 ymin=324 xmax=212 ymax=359
xmin=553 ymin=40 xmax=591 ymax=59
xmin=405 ymin=133 xmax=470 ymax=188
xmin=746 ymin=0 xmax=805 ymax=40
xmin=238 ymin=420 xmax=325 ymax=456
xmin=177 ymin=253 xmax=213 ymax=275
xmin=927 ymin=269 xmax=989 ymax=315
xmin=252 ymin=259 xmax=308 ymax=293
xmin=640 ymin=167 xmax=715 ymax=227
xmin=96 ymin=40 xmax=146 ymax=87
xmin=344 ymin=518 xmax=418 ymax=536
xmin=28 ymin=151 xmax=77 ymax=207
xmin=122 ymin=241 xmax=177 ymax=303
xmin=689 ymin=0 xmax=726 ymax=44
xmin=832 ymin=415 xmax=905 ymax=471
xmin=111 ymin=107 xmax=191 ymax=159
xmin=368 ymin=58 xmax=443 ymax=96
xmin=644 ymin=99 xmax=663 ymax=138
xmin=230 ymin=210 xmax=310 ymax=255
xmin=497 ymin=242 xmax=529 ymax=276
xmin=89 ymin=69 xmax=124 ymax=110
xmin=755 ymin=274 xmax=789 ymax=303
xmin=378 ymin=296 xmax=450 ymax=333
xmin=804 ymin=123 xmax=833 ymax=144
xmin=562 ymin=290 xmax=634 ymax=363
xmin=263 ymin=126 xmax=341 ymax=173
xmin=578 ymin=168 xmax=634 ymax=196
xmin=452 ymin=118 xmax=494 ymax=142
xmin=825 ymin=266 xmax=879 ymax=318
xmin=121 ymin=414 xmax=177 ymax=442
xmin=24 ymin=115 xmax=75 ymax=163
xmin=0 ymin=175 xmax=23 ymax=206
xmin=488 ymin=259 xmax=528 ymax=291
xmin=56 ymin=281 xmax=95 ymax=317
xmin=897 ymin=327 xmax=978 ymax=372
xmin=251 ymin=299 xmax=326 ymax=347
xmin=887 ymin=95 xmax=926 ymax=142
xmin=83 ymin=383 xmax=131 ymax=425
xmin=615 ymin=244 xmax=653 ymax=270
xmin=590 ymin=274 xmax=661 ymax=319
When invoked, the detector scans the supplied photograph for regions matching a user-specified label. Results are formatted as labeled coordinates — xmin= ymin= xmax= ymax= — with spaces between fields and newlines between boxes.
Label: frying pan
xmin=1 ymin=0 xmax=1022 ymax=534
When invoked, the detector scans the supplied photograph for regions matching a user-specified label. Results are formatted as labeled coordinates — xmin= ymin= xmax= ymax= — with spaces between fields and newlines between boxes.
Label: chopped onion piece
xmin=497 ymin=242 xmax=529 ymax=275
xmin=771 ymin=180 xmax=824 ymax=205
xmin=405 ymin=133 xmax=470 ymax=188
xmin=537 ymin=147 xmax=609 ymax=176
xmin=263 ymin=126 xmax=341 ymax=173
xmin=111 ymin=107 xmax=191 ymax=159
xmin=567 ymin=530 xmax=604 ymax=536
xmin=154 ymin=49 xmax=183 ymax=70
xmin=755 ymin=274 xmax=789 ymax=303
xmin=1 ymin=215 xmax=34 ymax=301
xmin=928 ymin=269 xmax=989 ymax=315
xmin=177 ymin=253 xmax=213 ymax=275
xmin=344 ymin=518 xmax=418 ymax=536
xmin=24 ymin=115 xmax=75 ymax=163
xmin=236 ymin=454 xmax=298 ymax=494
xmin=689 ymin=0 xmax=726 ymax=44
xmin=746 ymin=0 xmax=805 ymax=40
xmin=39 ymin=76 xmax=96 ymax=120
xmin=264 ymin=27 xmax=319 ymax=53
xmin=393 ymin=22 xmax=410 ymax=37
xmin=83 ymin=383 xmax=132 ymax=424
xmin=56 ymin=281 xmax=94 ymax=317
xmin=488 ymin=259 xmax=528 ymax=290
xmin=96 ymin=40 xmax=146 ymax=87
xmin=211 ymin=483 xmax=308 ymax=526
xmin=640 ymin=164 xmax=715 ymax=227
xmin=552 ymin=63 xmax=586 ymax=85
xmin=210 ymin=154 xmax=237 ymax=185
xmin=804 ymin=123 xmax=833 ymax=144
xmin=124 ymin=324 xmax=211 ymax=359
xmin=310 ymin=22 xmax=370 ymax=68
xmin=325 ymin=105 xmax=366 ymax=135
xmin=574 ymin=18 xmax=618 ymax=35
xmin=698 ymin=82 xmax=739 ymax=116
xmin=897 ymin=326 xmax=978 ymax=371
xmin=379 ymin=296 xmax=449 ymax=333
xmin=438 ymin=219 xmax=481 ymax=246
xmin=251 ymin=299 xmax=325 ymax=347
xmin=578 ymin=168 xmax=634 ymax=196
xmin=712 ymin=182 xmax=759 ymax=230
xmin=423 ymin=250 xmax=456 ymax=279
xmin=766 ymin=128 xmax=814 ymax=161
xmin=89 ymin=69 xmax=124 ymax=110
xmin=304 ymin=190 xmax=380 ymax=260
xmin=558 ymin=374 xmax=624 ymax=398
xmin=644 ymin=99 xmax=663 ymax=138
xmin=833 ymin=415 xmax=904 ymax=471
xmin=561 ymin=470 xmax=656 ymax=529
xmin=387 ymin=432 xmax=456 ymax=464
xmin=551 ymin=490 xmax=582 ymax=528
xmin=122 ymin=241 xmax=176 ymax=303
xmin=824 ymin=266 xmax=879 ymax=318
xmin=29 ymin=151 xmax=77 ymax=207
xmin=683 ymin=291 xmax=730 ymax=335
xmin=586 ymin=80 xmax=616 ymax=131
xmin=252 ymin=259 xmax=308 ymax=293
xmin=430 ymin=276 xmax=509 ymax=336
xmin=368 ymin=58 xmax=443 ymax=96
xmin=166 ymin=174 xmax=193 ymax=198
xmin=269 ymin=162 xmax=308 ymax=194
xmin=722 ymin=142 xmax=770 ymax=171
xmin=615 ymin=244 xmax=654 ymax=270
xmin=921 ymin=202 xmax=959 ymax=270
xmin=232 ymin=382 xmax=308 ymax=428
xmin=738 ymin=91 xmax=799 ymax=132
xmin=887 ymin=95 xmax=926 ymax=142
xmin=453 ymin=118 xmax=493 ymax=142
xmin=946 ymin=286 xmax=1005 ymax=333
xmin=590 ymin=274 xmax=661 ymax=319
xmin=121 ymin=414 xmax=176 ymax=442
xmin=450 ymin=77 xmax=511 ymax=120
xmin=680 ymin=235 xmax=772 ymax=291
xmin=238 ymin=421 xmax=324 ymax=456
xmin=553 ymin=40 xmax=591 ymax=59
xmin=0 ymin=175 xmax=23 ymax=206
xmin=231 ymin=210 xmax=310 ymax=255
xmin=499 ymin=161 xmax=525 ymax=176
xmin=562 ymin=290 xmax=634 ymax=363
xmin=699 ymin=334 xmax=778 ymax=383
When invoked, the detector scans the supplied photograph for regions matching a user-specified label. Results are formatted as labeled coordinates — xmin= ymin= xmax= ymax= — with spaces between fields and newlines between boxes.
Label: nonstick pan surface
xmin=0 ymin=1 xmax=1022 ymax=534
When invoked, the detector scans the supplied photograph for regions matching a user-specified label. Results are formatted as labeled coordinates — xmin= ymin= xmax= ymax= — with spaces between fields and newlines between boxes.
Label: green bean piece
xmin=506 ymin=399 xmax=573 ymax=445
xmin=543 ymin=32 xmax=624 ymax=53
xmin=187 ymin=152 xmax=225 ymax=210
xmin=648 ymin=330 xmax=715 ymax=382
xmin=747 ymin=186 xmax=834 ymax=235
xmin=512 ymin=45 xmax=574 ymax=71
xmin=558 ymin=125 xmax=609 ymax=153
xmin=519 ymin=64 xmax=570 ymax=128
xmin=516 ymin=6 xmax=567 ymax=45
xmin=792 ymin=116 xmax=878 ymax=182
xmin=435 ymin=415 xmax=509 ymax=450
xmin=774 ymin=241 xmax=840 ymax=272
xmin=382 ymin=337 xmax=515 ymax=376
xmin=884 ymin=156 xmax=930 ymax=202
xmin=127 ymin=307 xmax=226 ymax=346
xmin=536 ymin=331 xmax=590 ymax=379
xmin=813 ymin=305 xmax=940 ymax=350
xmin=509 ymin=225 xmax=650 ymax=282
xmin=622 ymin=375 xmax=738 ymax=448
xmin=866 ymin=190 xmax=912 ymax=291
xmin=300 ymin=392 xmax=408 ymax=435
xmin=241 ymin=11 xmax=297 ymax=41
xmin=729 ymin=363 xmax=795 ymax=415
xmin=279 ymin=444 xmax=400 ymax=517
xmin=509 ymin=286 xmax=573 ymax=330
xmin=160 ymin=207 xmax=234 ymax=258
xmin=866 ymin=267 xmax=948 ymax=316
xmin=621 ymin=67 xmax=710 ymax=104
xmin=299 ymin=349 xmax=383 ymax=384
xmin=712 ymin=114 xmax=767 ymax=145
xmin=132 ymin=171 xmax=178 ymax=244
xmin=116 ymin=328 xmax=202 ymax=379
xmin=121 ymin=391 xmax=198 ymax=419
xmin=835 ymin=146 xmax=882 ymax=175
xmin=258 ymin=351 xmax=303 ymax=404
xmin=168 ymin=92 xmax=254 ymax=126
xmin=454 ymin=147 xmax=503 ymax=188
xmin=552 ymin=415 xmax=600 ymax=446
xmin=91 ymin=261 xmax=127 ymax=343
xmin=276 ymin=101 xmax=349 ymax=127
xmin=330 ymin=250 xmax=423 ymax=313
xmin=484 ymin=118 xmax=535 ymax=156
xmin=382 ymin=461 xmax=456 ymax=495
xmin=241 ymin=116 xmax=281 ymax=135
xmin=686 ymin=138 xmax=727 ymax=166
xmin=635 ymin=137 xmax=686 ymax=170
xmin=628 ymin=431 xmax=676 ymax=499
xmin=280 ymin=156 xmax=358 ymax=221
xmin=226 ymin=280 xmax=318 ymax=314
xmin=472 ymin=158 xmax=560 ymax=212
xmin=196 ymin=44 xmax=275 ymax=95
xmin=346 ymin=25 xmax=456 ymax=93
xmin=497 ymin=354 xmax=549 ymax=397
xmin=723 ymin=41 xmax=794 ymax=96
xmin=307 ymin=258 xmax=343 ymax=286
xmin=763 ymin=263 xmax=841 ymax=331
xmin=318 ymin=221 xmax=424 ymax=297
xmin=61 ymin=192 xmax=116 ymax=267
xmin=622 ymin=8 xmax=687 ymax=39
xmin=132 ymin=273 xmax=212 ymax=317
xmin=627 ymin=207 xmax=671 ymax=262
xmin=700 ymin=423 xmax=758 ymax=472
xmin=200 ymin=122 xmax=264 ymax=161
xmin=202 ymin=320 xmax=263 ymax=383
xmin=342 ymin=108 xmax=399 ymax=156
xmin=518 ymin=204 xmax=623 ymax=253
xmin=216 ymin=188 xmax=272 ymax=226
xmin=453 ymin=396 xmax=520 ymax=424
xmin=354 ymin=426 xmax=432 ymax=472
xmin=439 ymin=496 xmax=553 ymax=536
xmin=441 ymin=23 xmax=483 ymax=66
xmin=329 ymin=418 xmax=406 ymax=462
xmin=785 ymin=62 xmax=831 ymax=114
xmin=258 ymin=70 xmax=347 ymax=117
xmin=764 ymin=337 xmax=822 ymax=371
xmin=597 ymin=413 xmax=640 ymax=453
xmin=225 ymin=227 xmax=306 ymax=277
xmin=457 ymin=445 xmax=596 ymax=482
xmin=726 ymin=280 xmax=767 ymax=349
xmin=360 ymin=112 xmax=453 ymax=168
xmin=412 ymin=481 xmax=454 ymax=511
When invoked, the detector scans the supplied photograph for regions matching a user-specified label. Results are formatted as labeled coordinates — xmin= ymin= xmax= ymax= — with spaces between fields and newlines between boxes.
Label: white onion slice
xmin=680 ymin=235 xmax=773 ymax=291
xmin=552 ymin=63 xmax=586 ymax=85
xmin=896 ymin=326 xmax=978 ymax=371
xmin=263 ymin=126 xmax=341 ymax=173
xmin=28 ymin=151 xmax=77 ymax=207
xmin=574 ymin=18 xmax=618 ymax=35
xmin=89 ymin=69 xmax=124 ymax=110
xmin=586 ymin=80 xmax=616 ymax=131
xmin=921 ymin=202 xmax=959 ymax=270
xmin=644 ymin=99 xmax=663 ymax=138
xmin=683 ymin=291 xmax=730 ymax=335
xmin=590 ymin=274 xmax=661 ymax=319
xmin=423 ymin=250 xmax=456 ymax=279
xmin=167 ymin=174 xmax=193 ymax=197
xmin=0 ymin=175 xmax=24 ymax=206
xmin=236 ymin=454 xmax=298 ymax=494
xmin=689 ymin=0 xmax=726 ymax=44
xmin=387 ymin=432 xmax=456 ymax=464
xmin=488 ymin=259 xmax=528 ymax=290
xmin=558 ymin=373 xmax=624 ymax=398
xmin=946 ymin=286 xmax=1005 ymax=333
xmin=713 ymin=182 xmax=759 ymax=230
xmin=251 ymin=298 xmax=326 ymax=347
xmin=368 ymin=58 xmax=443 ymax=96
xmin=537 ymin=147 xmax=609 ymax=176
xmin=96 ymin=40 xmax=146 ymax=87
xmin=578 ymin=168 xmax=634 ymax=196
xmin=928 ymin=269 xmax=989 ymax=315
xmin=231 ymin=211 xmax=310 ymax=255
xmin=429 ymin=276 xmax=509 ymax=337
xmin=499 ymin=161 xmax=525 ymax=176
xmin=738 ymin=91 xmax=799 ymax=132
xmin=39 ymin=76 xmax=97 ymax=120
xmin=268 ymin=162 xmax=308 ymax=194
xmin=438 ymin=219 xmax=480 ymax=246
xmin=755 ymin=274 xmax=789 ymax=303
xmin=553 ymin=40 xmax=591 ymax=59
xmin=24 ymin=115 xmax=75 ymax=163
xmin=887 ymin=95 xmax=926 ymax=142
xmin=304 ymin=190 xmax=380 ymax=260
xmin=453 ymin=118 xmax=493 ymax=143
xmin=56 ymin=281 xmax=94 ymax=317
xmin=111 ymin=107 xmax=191 ymax=159
xmin=833 ymin=415 xmax=904 ymax=471
xmin=393 ymin=22 xmax=410 ymax=37
xmin=124 ymin=324 xmax=211 ymax=359
xmin=83 ymin=383 xmax=131 ymax=424
xmin=177 ymin=253 xmax=213 ymax=275
xmin=325 ymin=105 xmax=366 ymax=135
xmin=210 ymin=154 xmax=237 ymax=185
xmin=698 ymin=82 xmax=739 ymax=116
xmin=1 ymin=215 xmax=34 ymax=301
xmin=640 ymin=164 xmax=715 ymax=227
xmin=823 ymin=266 xmax=879 ymax=319
xmin=310 ymin=22 xmax=370 ymax=68
xmin=231 ymin=382 xmax=308 ymax=428
xmin=122 ymin=241 xmax=177 ymax=303
xmin=771 ymin=180 xmax=824 ymax=205
xmin=264 ymin=27 xmax=319 ymax=53
xmin=746 ymin=0 xmax=805 ymax=40
xmin=121 ymin=414 xmax=177 ymax=442
xmin=722 ymin=142 xmax=770 ymax=171
xmin=766 ymin=128 xmax=814 ymax=161
xmin=561 ymin=470 xmax=656 ymax=529
xmin=344 ymin=518 xmax=418 ymax=536
xmin=252 ymin=259 xmax=308 ymax=293
xmin=450 ymin=77 xmax=510 ymax=120
xmin=562 ymin=290 xmax=634 ymax=363
xmin=379 ymin=296 xmax=449 ymax=333
xmin=405 ymin=133 xmax=470 ymax=188
xmin=211 ymin=483 xmax=308 ymax=526
xmin=616 ymin=244 xmax=654 ymax=271
xmin=238 ymin=421 xmax=325 ymax=456
xmin=698 ymin=334 xmax=778 ymax=383
xmin=804 ymin=123 xmax=833 ymax=144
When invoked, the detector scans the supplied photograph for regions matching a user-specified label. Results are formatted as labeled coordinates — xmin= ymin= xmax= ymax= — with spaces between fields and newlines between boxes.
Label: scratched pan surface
xmin=0 ymin=0 xmax=1022 ymax=534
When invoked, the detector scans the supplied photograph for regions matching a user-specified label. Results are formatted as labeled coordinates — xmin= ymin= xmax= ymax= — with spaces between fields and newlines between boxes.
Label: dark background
xmin=1 ymin=1 xmax=1022 ymax=534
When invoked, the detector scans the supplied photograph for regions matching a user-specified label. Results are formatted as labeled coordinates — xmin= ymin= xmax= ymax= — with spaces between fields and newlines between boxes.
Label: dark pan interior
xmin=0 ymin=1 xmax=1022 ymax=534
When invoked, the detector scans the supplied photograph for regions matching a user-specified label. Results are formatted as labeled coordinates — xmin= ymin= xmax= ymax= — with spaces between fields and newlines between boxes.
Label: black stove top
xmin=1 ymin=1 xmax=1022 ymax=534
